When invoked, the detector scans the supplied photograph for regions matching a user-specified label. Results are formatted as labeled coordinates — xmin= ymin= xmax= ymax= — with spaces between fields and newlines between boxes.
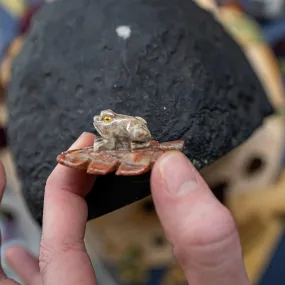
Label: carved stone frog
xmin=57 ymin=110 xmax=184 ymax=175
xmin=93 ymin=109 xmax=152 ymax=151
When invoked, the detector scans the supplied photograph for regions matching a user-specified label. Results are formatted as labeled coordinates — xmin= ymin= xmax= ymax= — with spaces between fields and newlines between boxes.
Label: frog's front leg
xmin=93 ymin=137 xmax=104 ymax=151
xmin=93 ymin=137 xmax=116 ymax=151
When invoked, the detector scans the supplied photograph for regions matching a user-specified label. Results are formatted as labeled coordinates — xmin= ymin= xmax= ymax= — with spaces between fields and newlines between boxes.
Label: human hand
xmin=3 ymin=132 xmax=97 ymax=285
xmin=151 ymin=151 xmax=251 ymax=285
xmin=1 ymin=133 xmax=250 ymax=285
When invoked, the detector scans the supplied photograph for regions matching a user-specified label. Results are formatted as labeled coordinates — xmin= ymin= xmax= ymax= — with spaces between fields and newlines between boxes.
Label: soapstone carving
xmin=57 ymin=110 xmax=184 ymax=176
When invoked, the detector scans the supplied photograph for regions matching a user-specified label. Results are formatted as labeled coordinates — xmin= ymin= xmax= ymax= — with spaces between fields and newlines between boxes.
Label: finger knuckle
xmin=45 ymin=176 xmax=81 ymax=197
xmin=172 ymin=205 xmax=240 ymax=268
xmin=186 ymin=204 xmax=236 ymax=245
xmin=39 ymin=237 xmax=86 ymax=275
xmin=45 ymin=173 xmax=72 ymax=193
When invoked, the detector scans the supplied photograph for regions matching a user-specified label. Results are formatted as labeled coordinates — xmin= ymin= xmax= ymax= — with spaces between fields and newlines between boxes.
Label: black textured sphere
xmin=7 ymin=0 xmax=273 ymax=224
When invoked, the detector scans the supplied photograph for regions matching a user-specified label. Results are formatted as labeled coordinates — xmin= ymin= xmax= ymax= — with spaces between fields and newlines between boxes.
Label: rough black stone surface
xmin=7 ymin=0 xmax=273 ymax=225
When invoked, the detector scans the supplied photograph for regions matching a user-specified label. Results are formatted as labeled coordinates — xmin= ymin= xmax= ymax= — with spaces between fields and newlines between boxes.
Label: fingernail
xmin=159 ymin=151 xmax=198 ymax=196
xmin=80 ymin=132 xmax=87 ymax=137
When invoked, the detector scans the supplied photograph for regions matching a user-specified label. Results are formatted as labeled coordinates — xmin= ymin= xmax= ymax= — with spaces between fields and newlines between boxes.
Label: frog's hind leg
xmin=131 ymin=140 xmax=152 ymax=151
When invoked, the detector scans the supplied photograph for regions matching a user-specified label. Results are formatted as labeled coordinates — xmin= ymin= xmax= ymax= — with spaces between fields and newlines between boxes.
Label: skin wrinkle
xmin=39 ymin=241 xmax=54 ymax=277
xmin=39 ymin=240 xmax=87 ymax=277
xmin=174 ymin=203 xmax=237 ymax=247
xmin=164 ymin=205 xmax=239 ymax=272
xmin=182 ymin=247 xmax=247 ymax=285
xmin=45 ymin=174 xmax=93 ymax=197
xmin=40 ymin=235 xmax=86 ymax=254
xmin=153 ymin=170 xmax=238 ymax=252
xmin=40 ymin=252 xmax=96 ymax=285
xmin=173 ymin=225 xmax=240 ymax=270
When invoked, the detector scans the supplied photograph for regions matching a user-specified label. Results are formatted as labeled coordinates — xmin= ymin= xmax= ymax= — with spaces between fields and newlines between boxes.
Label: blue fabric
xmin=262 ymin=15 xmax=285 ymax=45
xmin=238 ymin=0 xmax=264 ymax=16
xmin=259 ymin=230 xmax=285 ymax=285
xmin=0 ymin=6 xmax=19 ymax=61
xmin=0 ymin=0 xmax=44 ymax=62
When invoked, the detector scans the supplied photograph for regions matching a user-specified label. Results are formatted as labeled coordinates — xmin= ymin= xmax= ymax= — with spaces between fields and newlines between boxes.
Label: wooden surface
xmin=85 ymin=196 xmax=173 ymax=268
xmin=201 ymin=115 xmax=285 ymax=193
xmin=227 ymin=170 xmax=285 ymax=283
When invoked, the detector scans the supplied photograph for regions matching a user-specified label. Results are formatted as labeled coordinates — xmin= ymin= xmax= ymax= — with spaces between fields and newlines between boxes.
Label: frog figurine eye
xmin=103 ymin=116 xmax=112 ymax=123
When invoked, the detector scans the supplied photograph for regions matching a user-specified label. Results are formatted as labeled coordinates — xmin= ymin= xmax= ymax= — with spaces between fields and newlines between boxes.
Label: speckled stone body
xmin=93 ymin=109 xmax=152 ymax=151
xmin=7 ymin=0 xmax=273 ymax=224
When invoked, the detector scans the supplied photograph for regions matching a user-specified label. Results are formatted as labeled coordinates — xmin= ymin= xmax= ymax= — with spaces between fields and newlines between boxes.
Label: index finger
xmin=40 ymin=132 xmax=97 ymax=285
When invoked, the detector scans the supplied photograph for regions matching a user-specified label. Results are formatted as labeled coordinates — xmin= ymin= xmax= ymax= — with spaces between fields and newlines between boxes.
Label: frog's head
xmin=93 ymin=109 xmax=117 ymax=135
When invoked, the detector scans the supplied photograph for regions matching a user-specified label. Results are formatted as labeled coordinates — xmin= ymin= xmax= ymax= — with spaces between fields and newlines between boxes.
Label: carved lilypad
xmin=57 ymin=140 xmax=184 ymax=176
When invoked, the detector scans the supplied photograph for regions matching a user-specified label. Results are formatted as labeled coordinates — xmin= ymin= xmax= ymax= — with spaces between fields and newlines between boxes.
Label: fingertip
xmin=69 ymin=132 xmax=96 ymax=150
xmin=4 ymin=245 xmax=41 ymax=285
xmin=47 ymin=132 xmax=96 ymax=196
xmin=4 ymin=245 xmax=29 ymax=266
xmin=4 ymin=245 xmax=19 ymax=263
xmin=151 ymin=150 xmax=200 ymax=198
xmin=151 ymin=151 xmax=187 ymax=185
xmin=150 ymin=150 xmax=235 ymax=245
xmin=152 ymin=151 xmax=196 ymax=179
xmin=154 ymin=151 xmax=187 ymax=169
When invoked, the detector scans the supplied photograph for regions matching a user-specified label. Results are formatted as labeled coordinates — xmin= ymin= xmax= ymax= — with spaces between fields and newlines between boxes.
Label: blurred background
xmin=0 ymin=0 xmax=285 ymax=284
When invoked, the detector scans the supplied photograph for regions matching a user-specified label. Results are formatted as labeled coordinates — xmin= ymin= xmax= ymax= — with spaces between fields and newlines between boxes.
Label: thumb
xmin=150 ymin=151 xmax=250 ymax=285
